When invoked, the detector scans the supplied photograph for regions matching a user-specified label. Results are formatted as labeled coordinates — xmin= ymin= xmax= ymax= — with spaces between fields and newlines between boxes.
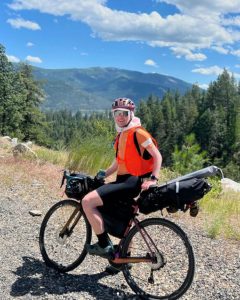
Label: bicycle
xmin=39 ymin=170 xmax=205 ymax=300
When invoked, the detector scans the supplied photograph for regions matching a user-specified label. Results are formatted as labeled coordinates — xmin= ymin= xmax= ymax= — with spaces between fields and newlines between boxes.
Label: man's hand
xmin=141 ymin=179 xmax=157 ymax=190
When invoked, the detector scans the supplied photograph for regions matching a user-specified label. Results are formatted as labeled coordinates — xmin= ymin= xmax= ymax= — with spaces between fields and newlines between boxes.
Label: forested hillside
xmin=1 ymin=43 xmax=240 ymax=180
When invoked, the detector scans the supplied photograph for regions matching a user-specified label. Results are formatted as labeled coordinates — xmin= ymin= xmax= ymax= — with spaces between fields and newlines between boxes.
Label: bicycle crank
xmin=150 ymin=251 xmax=166 ymax=270
xmin=148 ymin=269 xmax=154 ymax=284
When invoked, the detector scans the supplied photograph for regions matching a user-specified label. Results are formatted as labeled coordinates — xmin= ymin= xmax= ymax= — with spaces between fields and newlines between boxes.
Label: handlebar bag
xmin=65 ymin=173 xmax=89 ymax=200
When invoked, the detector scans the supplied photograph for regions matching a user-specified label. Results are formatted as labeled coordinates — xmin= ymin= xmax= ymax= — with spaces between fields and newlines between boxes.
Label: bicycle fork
xmin=59 ymin=207 xmax=82 ymax=239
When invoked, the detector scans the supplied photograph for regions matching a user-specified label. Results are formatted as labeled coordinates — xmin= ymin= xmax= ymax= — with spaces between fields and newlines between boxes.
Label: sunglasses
xmin=113 ymin=110 xmax=129 ymax=117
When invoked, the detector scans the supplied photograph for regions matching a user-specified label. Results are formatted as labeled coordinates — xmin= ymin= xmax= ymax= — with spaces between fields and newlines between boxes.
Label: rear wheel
xmin=39 ymin=199 xmax=91 ymax=272
xmin=121 ymin=218 xmax=195 ymax=299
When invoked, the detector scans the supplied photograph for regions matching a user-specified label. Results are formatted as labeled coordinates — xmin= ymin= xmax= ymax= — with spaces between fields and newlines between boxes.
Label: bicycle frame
xmin=56 ymin=199 xmax=159 ymax=265
xmin=111 ymin=204 xmax=158 ymax=265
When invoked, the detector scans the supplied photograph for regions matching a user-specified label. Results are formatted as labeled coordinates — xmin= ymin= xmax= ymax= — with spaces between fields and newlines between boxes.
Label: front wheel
xmin=39 ymin=199 xmax=92 ymax=272
xmin=121 ymin=218 xmax=195 ymax=299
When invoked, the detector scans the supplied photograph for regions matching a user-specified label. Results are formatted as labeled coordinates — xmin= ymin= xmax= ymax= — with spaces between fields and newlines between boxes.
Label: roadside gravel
xmin=0 ymin=158 xmax=239 ymax=300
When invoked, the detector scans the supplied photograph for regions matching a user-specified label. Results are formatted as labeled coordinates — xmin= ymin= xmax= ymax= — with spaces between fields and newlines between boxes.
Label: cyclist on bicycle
xmin=82 ymin=98 xmax=162 ymax=263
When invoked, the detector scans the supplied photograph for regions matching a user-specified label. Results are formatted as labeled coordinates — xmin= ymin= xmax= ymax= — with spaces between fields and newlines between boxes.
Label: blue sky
xmin=1 ymin=0 xmax=240 ymax=88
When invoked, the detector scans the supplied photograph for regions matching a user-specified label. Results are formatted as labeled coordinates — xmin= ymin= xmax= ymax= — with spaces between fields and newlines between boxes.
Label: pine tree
xmin=17 ymin=63 xmax=46 ymax=143
xmin=172 ymin=133 xmax=208 ymax=175
xmin=194 ymin=69 xmax=238 ymax=165
xmin=0 ymin=44 xmax=15 ymax=135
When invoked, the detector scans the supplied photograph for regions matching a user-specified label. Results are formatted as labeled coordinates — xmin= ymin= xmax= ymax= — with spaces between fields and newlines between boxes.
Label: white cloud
xmin=235 ymin=64 xmax=240 ymax=68
xmin=26 ymin=42 xmax=34 ymax=47
xmin=25 ymin=55 xmax=42 ymax=63
xmin=192 ymin=65 xmax=224 ymax=76
xmin=7 ymin=0 xmax=240 ymax=61
xmin=222 ymin=16 xmax=240 ymax=27
xmin=198 ymin=83 xmax=209 ymax=90
xmin=144 ymin=59 xmax=157 ymax=67
xmin=161 ymin=1 xmax=240 ymax=15
xmin=211 ymin=46 xmax=229 ymax=54
xmin=192 ymin=65 xmax=240 ymax=79
xmin=186 ymin=53 xmax=207 ymax=61
xmin=234 ymin=72 xmax=240 ymax=78
xmin=7 ymin=18 xmax=41 ymax=30
xmin=231 ymin=49 xmax=240 ymax=57
xmin=171 ymin=47 xmax=207 ymax=61
xmin=6 ymin=54 xmax=20 ymax=63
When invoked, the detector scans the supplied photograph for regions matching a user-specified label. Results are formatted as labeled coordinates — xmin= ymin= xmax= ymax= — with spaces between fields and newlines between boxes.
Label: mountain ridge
xmin=32 ymin=66 xmax=193 ymax=111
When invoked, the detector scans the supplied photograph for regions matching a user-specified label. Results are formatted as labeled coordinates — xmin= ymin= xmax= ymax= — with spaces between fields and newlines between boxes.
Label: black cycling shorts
xmin=96 ymin=174 xmax=142 ymax=208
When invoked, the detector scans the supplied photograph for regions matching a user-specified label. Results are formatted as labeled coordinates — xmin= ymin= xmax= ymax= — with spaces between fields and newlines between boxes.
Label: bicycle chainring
xmin=150 ymin=251 xmax=166 ymax=270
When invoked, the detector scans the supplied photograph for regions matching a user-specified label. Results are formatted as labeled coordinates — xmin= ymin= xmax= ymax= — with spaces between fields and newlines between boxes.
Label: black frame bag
xmin=98 ymin=198 xmax=135 ymax=238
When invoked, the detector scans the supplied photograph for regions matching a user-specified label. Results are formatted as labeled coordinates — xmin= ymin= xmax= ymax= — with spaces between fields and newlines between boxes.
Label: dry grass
xmin=201 ymin=188 xmax=240 ymax=240
xmin=34 ymin=145 xmax=68 ymax=166
xmin=0 ymin=156 xmax=63 ymax=197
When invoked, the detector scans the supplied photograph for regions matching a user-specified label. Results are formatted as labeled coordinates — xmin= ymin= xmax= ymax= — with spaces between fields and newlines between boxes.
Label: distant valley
xmin=32 ymin=67 xmax=193 ymax=111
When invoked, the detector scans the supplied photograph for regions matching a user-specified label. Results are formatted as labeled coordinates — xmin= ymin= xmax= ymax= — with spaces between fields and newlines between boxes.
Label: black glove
xmin=95 ymin=169 xmax=106 ymax=180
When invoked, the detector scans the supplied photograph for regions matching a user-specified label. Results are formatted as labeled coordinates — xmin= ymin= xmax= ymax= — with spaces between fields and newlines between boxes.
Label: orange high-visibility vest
xmin=114 ymin=126 xmax=157 ymax=177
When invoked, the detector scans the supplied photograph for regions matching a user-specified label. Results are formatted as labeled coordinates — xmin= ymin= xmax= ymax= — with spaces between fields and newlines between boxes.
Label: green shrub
xmin=172 ymin=134 xmax=208 ymax=175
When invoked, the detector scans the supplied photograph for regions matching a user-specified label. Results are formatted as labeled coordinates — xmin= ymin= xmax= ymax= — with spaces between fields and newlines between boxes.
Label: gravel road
xmin=1 ymin=172 xmax=240 ymax=299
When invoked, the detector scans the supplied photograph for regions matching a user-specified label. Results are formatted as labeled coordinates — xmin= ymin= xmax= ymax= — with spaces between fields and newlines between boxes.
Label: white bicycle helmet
xmin=112 ymin=98 xmax=135 ymax=111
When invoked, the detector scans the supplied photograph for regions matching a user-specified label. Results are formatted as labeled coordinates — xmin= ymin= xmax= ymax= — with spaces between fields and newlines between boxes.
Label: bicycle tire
xmin=121 ymin=218 xmax=195 ymax=299
xmin=39 ymin=199 xmax=92 ymax=273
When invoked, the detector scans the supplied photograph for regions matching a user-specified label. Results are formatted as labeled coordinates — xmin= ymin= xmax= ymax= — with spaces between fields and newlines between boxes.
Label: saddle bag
xmin=138 ymin=177 xmax=211 ymax=215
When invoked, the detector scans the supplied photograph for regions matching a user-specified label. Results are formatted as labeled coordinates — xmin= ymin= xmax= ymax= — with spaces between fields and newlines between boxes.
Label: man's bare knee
xmin=82 ymin=190 xmax=103 ymax=211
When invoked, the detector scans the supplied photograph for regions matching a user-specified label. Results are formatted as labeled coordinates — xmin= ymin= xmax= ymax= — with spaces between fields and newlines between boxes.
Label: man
xmin=82 ymin=98 xmax=162 ymax=264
